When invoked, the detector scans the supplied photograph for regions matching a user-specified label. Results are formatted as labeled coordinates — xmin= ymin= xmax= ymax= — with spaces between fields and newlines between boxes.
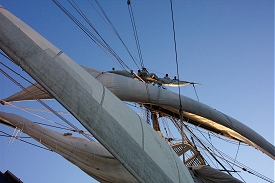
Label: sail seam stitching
xmin=100 ymin=86 xmax=105 ymax=106
xmin=138 ymin=115 xmax=144 ymax=150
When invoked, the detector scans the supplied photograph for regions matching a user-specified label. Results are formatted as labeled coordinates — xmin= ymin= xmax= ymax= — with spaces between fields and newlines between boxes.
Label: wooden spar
xmin=151 ymin=112 xmax=160 ymax=132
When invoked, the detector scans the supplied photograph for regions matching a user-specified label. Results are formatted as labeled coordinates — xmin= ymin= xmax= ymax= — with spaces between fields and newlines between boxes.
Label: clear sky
xmin=0 ymin=1 xmax=274 ymax=183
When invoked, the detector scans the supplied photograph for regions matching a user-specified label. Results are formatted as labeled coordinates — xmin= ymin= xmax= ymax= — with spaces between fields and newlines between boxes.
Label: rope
xmin=232 ymin=142 xmax=240 ymax=168
xmin=52 ymin=0 xmax=130 ymax=71
xmin=192 ymin=84 xmax=200 ymax=102
xmin=169 ymin=0 xmax=182 ymax=109
xmin=127 ymin=0 xmax=144 ymax=68
xmin=89 ymin=0 xmax=140 ymax=69
xmin=4 ymin=104 xmax=71 ymax=115
xmin=0 ymin=131 xmax=52 ymax=151
xmin=189 ymin=126 xmax=274 ymax=182
xmin=175 ymin=117 xmax=233 ymax=176
xmin=3 ymin=101 xmax=71 ymax=129
xmin=194 ymin=143 xmax=274 ymax=183
xmin=0 ymin=63 xmax=94 ymax=141
xmin=70 ymin=0 xmax=128 ymax=69
xmin=192 ymin=125 xmax=240 ymax=177
xmin=185 ymin=124 xmax=249 ymax=146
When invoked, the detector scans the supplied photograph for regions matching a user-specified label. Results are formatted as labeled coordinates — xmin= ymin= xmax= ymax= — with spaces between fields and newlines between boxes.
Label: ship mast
xmin=146 ymin=106 xmax=205 ymax=166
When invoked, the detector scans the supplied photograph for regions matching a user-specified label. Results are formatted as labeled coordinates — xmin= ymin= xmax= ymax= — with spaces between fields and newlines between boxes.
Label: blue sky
xmin=0 ymin=1 xmax=274 ymax=183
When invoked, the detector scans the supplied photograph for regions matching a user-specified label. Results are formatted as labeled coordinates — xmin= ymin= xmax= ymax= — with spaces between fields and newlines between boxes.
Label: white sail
xmin=0 ymin=111 xmax=137 ymax=183
xmin=189 ymin=166 xmax=243 ymax=183
xmin=5 ymin=67 xmax=275 ymax=161
xmin=0 ymin=6 xmax=194 ymax=183
xmin=0 ymin=111 xmax=246 ymax=183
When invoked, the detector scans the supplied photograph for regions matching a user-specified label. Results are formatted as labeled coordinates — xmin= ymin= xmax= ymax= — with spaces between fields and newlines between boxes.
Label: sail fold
xmin=189 ymin=166 xmax=243 ymax=183
xmin=4 ymin=67 xmax=275 ymax=160
xmin=0 ymin=6 xmax=194 ymax=183
xmin=0 ymin=112 xmax=137 ymax=183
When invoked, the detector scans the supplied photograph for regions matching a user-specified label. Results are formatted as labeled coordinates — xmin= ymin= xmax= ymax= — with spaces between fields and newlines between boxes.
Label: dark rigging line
xmin=90 ymin=0 xmax=140 ymax=69
xmin=0 ymin=56 xmax=93 ymax=135
xmin=169 ymin=0 xmax=182 ymax=109
xmin=0 ymin=131 xmax=52 ymax=151
xmin=232 ymin=142 xmax=240 ymax=168
xmin=193 ymin=125 xmax=246 ymax=182
xmin=206 ymin=131 xmax=219 ymax=168
xmin=168 ymin=3 xmax=241 ymax=180
xmin=33 ymin=121 xmax=93 ymax=136
xmin=192 ymin=84 xmax=200 ymax=102
xmin=0 ymin=65 xmax=94 ymax=142
xmin=127 ymin=0 xmax=144 ymax=68
xmin=125 ymin=0 xmax=152 ymax=105
xmin=185 ymin=123 xmax=248 ymax=146
xmin=169 ymin=1 xmax=186 ymax=175
xmin=3 ymin=101 xmax=71 ymax=130
xmin=69 ymin=0 xmax=130 ymax=70
xmin=53 ymin=0 xmax=130 ymax=71
xmin=69 ymin=0 xmax=115 ymax=55
xmin=33 ymin=121 xmax=74 ymax=131
xmin=195 ymin=139 xmax=273 ymax=183
xmin=175 ymin=118 xmax=233 ymax=175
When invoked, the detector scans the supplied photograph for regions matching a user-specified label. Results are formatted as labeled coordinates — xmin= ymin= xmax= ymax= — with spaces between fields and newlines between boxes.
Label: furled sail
xmin=4 ymin=67 xmax=275 ymax=160
xmin=189 ymin=166 xmax=243 ymax=183
xmin=0 ymin=6 xmax=195 ymax=183
xmin=0 ymin=111 xmax=245 ymax=183
xmin=0 ymin=112 xmax=137 ymax=183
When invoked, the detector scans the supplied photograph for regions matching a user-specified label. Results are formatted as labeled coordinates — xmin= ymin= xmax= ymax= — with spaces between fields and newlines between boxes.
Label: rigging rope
xmin=192 ymin=124 xmax=244 ymax=179
xmin=169 ymin=0 xmax=182 ymax=109
xmin=171 ymin=117 xmax=233 ymax=176
xmin=160 ymin=117 xmax=175 ymax=143
xmin=185 ymin=124 xmax=248 ymax=146
xmin=192 ymin=84 xmax=200 ymax=102
xmin=0 ymin=131 xmax=52 ymax=151
xmin=207 ymin=131 xmax=219 ymax=167
xmin=0 ymin=61 xmax=94 ymax=141
xmin=189 ymin=125 xmax=274 ymax=182
xmin=89 ymin=0 xmax=140 ymax=69
xmin=194 ymin=143 xmax=274 ymax=183
xmin=6 ymin=106 xmax=71 ymax=115
xmin=3 ymin=102 xmax=71 ymax=129
xmin=53 ymin=0 xmax=130 ymax=71
xmin=169 ymin=0 xmax=186 ymax=169
xmin=127 ymin=0 xmax=144 ymax=68
xmin=233 ymin=141 xmax=240 ymax=168
xmin=70 ymin=0 xmax=129 ymax=69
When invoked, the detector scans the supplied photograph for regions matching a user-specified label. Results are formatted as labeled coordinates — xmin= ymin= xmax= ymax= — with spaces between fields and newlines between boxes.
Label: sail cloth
xmin=0 ymin=6 xmax=195 ymax=183
xmin=4 ymin=82 xmax=52 ymax=101
xmin=189 ymin=166 xmax=243 ymax=183
xmin=5 ymin=67 xmax=275 ymax=160
xmin=0 ymin=112 xmax=244 ymax=183
xmin=0 ymin=112 xmax=138 ymax=183
xmin=80 ymin=67 xmax=275 ymax=161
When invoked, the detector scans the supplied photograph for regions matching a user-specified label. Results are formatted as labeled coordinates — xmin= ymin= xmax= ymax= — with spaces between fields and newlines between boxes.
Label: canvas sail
xmin=0 ymin=6 xmax=194 ymax=183
xmin=1 ymin=111 xmax=249 ymax=183
xmin=0 ymin=112 xmax=137 ymax=183
xmin=4 ymin=67 xmax=275 ymax=160
xmin=189 ymin=165 xmax=243 ymax=183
